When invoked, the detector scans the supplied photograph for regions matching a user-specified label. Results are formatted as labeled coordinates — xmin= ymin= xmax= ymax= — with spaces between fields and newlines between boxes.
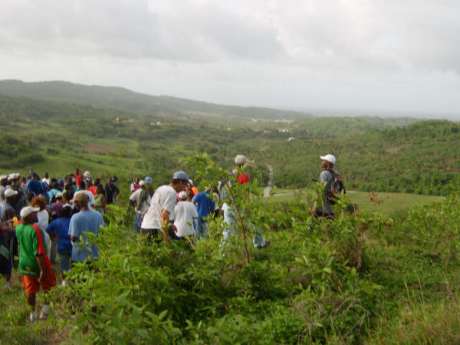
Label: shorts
xmin=58 ymin=252 xmax=72 ymax=272
xmin=21 ymin=274 xmax=54 ymax=296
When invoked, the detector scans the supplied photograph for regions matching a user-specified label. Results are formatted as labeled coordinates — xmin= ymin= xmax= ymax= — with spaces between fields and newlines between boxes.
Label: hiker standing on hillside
xmin=69 ymin=193 xmax=104 ymax=263
xmin=140 ymin=171 xmax=189 ymax=241
xmin=27 ymin=172 xmax=47 ymax=199
xmin=0 ymin=189 xmax=17 ymax=289
xmin=130 ymin=177 xmax=154 ymax=232
xmin=46 ymin=205 xmax=73 ymax=285
xmin=105 ymin=177 xmax=119 ymax=205
xmin=221 ymin=155 xmax=268 ymax=248
xmin=16 ymin=206 xmax=56 ymax=322
xmin=174 ymin=191 xmax=198 ymax=238
xmin=315 ymin=154 xmax=345 ymax=219
xmin=192 ymin=187 xmax=215 ymax=239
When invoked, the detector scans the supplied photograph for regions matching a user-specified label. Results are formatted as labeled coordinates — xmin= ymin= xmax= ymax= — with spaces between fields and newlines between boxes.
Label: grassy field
xmin=270 ymin=188 xmax=444 ymax=215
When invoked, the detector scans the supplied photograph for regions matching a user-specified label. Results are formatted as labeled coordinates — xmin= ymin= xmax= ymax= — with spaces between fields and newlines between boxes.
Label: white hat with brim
xmin=20 ymin=206 xmax=40 ymax=219
xmin=0 ymin=175 xmax=7 ymax=181
xmin=320 ymin=154 xmax=336 ymax=165
xmin=234 ymin=154 xmax=248 ymax=166
xmin=4 ymin=188 xmax=18 ymax=198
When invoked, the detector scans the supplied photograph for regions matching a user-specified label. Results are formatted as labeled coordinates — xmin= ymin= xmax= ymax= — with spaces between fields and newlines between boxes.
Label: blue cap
xmin=144 ymin=176 xmax=153 ymax=185
xmin=172 ymin=170 xmax=189 ymax=181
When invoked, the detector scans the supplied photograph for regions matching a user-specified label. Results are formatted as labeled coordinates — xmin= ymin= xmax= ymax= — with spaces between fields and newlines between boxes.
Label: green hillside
xmin=0 ymin=80 xmax=309 ymax=119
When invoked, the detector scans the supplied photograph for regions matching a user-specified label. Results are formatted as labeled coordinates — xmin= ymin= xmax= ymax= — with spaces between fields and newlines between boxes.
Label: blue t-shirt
xmin=27 ymin=179 xmax=46 ymax=196
xmin=68 ymin=210 xmax=104 ymax=262
xmin=192 ymin=192 xmax=215 ymax=219
xmin=46 ymin=217 xmax=72 ymax=255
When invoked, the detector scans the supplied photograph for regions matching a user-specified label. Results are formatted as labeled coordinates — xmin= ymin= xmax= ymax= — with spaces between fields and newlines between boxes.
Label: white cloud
xmin=0 ymin=0 xmax=459 ymax=116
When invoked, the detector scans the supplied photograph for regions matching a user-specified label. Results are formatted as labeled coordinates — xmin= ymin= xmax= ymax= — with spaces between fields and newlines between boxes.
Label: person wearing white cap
xmin=16 ymin=206 xmax=56 ymax=322
xmin=316 ymin=154 xmax=345 ymax=218
xmin=141 ymin=171 xmax=189 ymax=241
xmin=174 ymin=191 xmax=198 ymax=238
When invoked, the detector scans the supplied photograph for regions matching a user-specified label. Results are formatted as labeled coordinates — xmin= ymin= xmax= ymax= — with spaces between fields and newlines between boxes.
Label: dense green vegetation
xmin=1 ymin=82 xmax=460 ymax=344
xmin=0 ymin=82 xmax=458 ymax=196
xmin=1 ymin=156 xmax=459 ymax=345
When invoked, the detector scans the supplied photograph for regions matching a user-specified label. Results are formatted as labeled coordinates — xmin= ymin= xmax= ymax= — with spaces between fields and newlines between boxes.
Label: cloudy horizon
xmin=1 ymin=0 xmax=459 ymax=118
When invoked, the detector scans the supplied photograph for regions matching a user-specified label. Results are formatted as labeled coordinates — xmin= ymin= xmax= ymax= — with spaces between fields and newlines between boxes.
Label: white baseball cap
xmin=20 ymin=206 xmax=40 ymax=219
xmin=320 ymin=154 xmax=336 ymax=165
xmin=4 ymin=188 xmax=18 ymax=198
xmin=234 ymin=154 xmax=248 ymax=165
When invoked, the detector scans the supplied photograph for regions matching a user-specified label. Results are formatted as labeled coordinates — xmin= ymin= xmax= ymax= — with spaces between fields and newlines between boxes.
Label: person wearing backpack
xmin=316 ymin=154 xmax=345 ymax=219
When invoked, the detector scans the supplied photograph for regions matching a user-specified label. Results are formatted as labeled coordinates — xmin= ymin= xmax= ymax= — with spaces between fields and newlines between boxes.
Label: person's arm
xmin=69 ymin=217 xmax=79 ymax=242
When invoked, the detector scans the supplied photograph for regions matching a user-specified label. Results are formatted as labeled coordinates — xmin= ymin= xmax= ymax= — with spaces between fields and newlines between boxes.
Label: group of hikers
xmin=0 ymin=153 xmax=343 ymax=323
xmin=0 ymin=169 xmax=118 ymax=321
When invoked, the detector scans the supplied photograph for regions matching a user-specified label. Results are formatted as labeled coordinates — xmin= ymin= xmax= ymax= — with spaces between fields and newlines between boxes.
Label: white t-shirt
xmin=129 ymin=188 xmax=151 ymax=215
xmin=37 ymin=209 xmax=49 ymax=232
xmin=37 ymin=209 xmax=51 ymax=257
xmin=141 ymin=185 xmax=177 ymax=230
xmin=174 ymin=201 xmax=198 ymax=237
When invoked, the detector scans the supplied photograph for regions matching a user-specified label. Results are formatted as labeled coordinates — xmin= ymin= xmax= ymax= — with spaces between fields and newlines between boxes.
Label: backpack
xmin=326 ymin=170 xmax=346 ymax=204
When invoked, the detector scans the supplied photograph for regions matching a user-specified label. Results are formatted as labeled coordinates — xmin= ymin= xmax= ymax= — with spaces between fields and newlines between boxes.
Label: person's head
xmin=178 ymin=191 xmax=188 ymax=201
xmin=44 ymin=172 xmax=49 ymax=179
xmin=31 ymin=195 xmax=47 ymax=211
xmin=79 ymin=180 xmax=87 ymax=190
xmin=31 ymin=172 xmax=40 ymax=180
xmin=73 ymin=192 xmax=89 ymax=210
xmin=234 ymin=154 xmax=248 ymax=168
xmin=320 ymin=154 xmax=336 ymax=170
xmin=54 ymin=193 xmax=63 ymax=203
xmin=171 ymin=171 xmax=189 ymax=193
xmin=20 ymin=206 xmax=39 ymax=224
xmin=59 ymin=205 xmax=73 ymax=219
xmin=0 ymin=175 xmax=7 ymax=187
xmin=96 ymin=184 xmax=105 ymax=195
xmin=4 ymin=188 xmax=18 ymax=204
xmin=144 ymin=176 xmax=153 ymax=189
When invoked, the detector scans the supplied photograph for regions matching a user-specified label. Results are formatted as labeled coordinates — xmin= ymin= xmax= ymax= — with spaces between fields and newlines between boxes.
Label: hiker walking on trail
xmin=130 ymin=177 xmax=154 ymax=232
xmin=315 ymin=154 xmax=345 ymax=219
xmin=16 ymin=206 xmax=56 ymax=322
xmin=140 ymin=171 xmax=189 ymax=241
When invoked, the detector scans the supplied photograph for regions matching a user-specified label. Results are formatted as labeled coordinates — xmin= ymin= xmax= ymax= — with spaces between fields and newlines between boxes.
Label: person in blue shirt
xmin=46 ymin=204 xmax=73 ymax=283
xmin=69 ymin=193 xmax=104 ymax=263
xmin=27 ymin=172 xmax=46 ymax=198
xmin=192 ymin=189 xmax=215 ymax=239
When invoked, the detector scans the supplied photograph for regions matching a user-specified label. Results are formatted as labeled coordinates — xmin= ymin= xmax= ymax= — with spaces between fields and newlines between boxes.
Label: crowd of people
xmin=0 ymin=153 xmax=343 ymax=323
xmin=0 ymin=169 xmax=117 ymax=322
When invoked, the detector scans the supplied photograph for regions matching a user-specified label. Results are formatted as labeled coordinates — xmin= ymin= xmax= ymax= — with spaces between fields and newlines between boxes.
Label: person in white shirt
xmin=174 ymin=191 xmax=198 ymax=238
xmin=129 ymin=177 xmax=154 ymax=232
xmin=140 ymin=171 xmax=190 ymax=241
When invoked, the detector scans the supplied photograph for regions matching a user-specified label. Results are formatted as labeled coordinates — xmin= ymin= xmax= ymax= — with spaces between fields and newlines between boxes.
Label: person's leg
xmin=22 ymin=275 xmax=39 ymax=322
xmin=59 ymin=252 xmax=71 ymax=285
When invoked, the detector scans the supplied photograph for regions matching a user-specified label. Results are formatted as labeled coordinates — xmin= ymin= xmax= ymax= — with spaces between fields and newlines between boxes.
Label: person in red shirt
xmin=75 ymin=169 xmax=82 ymax=189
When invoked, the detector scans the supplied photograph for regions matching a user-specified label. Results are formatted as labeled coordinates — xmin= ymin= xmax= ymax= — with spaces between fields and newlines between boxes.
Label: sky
xmin=0 ymin=0 xmax=459 ymax=117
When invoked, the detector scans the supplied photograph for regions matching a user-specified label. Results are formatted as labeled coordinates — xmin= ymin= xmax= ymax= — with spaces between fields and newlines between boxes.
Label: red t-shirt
xmin=237 ymin=173 xmax=250 ymax=185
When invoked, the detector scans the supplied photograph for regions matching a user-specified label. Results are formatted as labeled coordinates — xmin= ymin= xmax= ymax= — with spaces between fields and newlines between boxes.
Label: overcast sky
xmin=1 ymin=0 xmax=459 ymax=117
